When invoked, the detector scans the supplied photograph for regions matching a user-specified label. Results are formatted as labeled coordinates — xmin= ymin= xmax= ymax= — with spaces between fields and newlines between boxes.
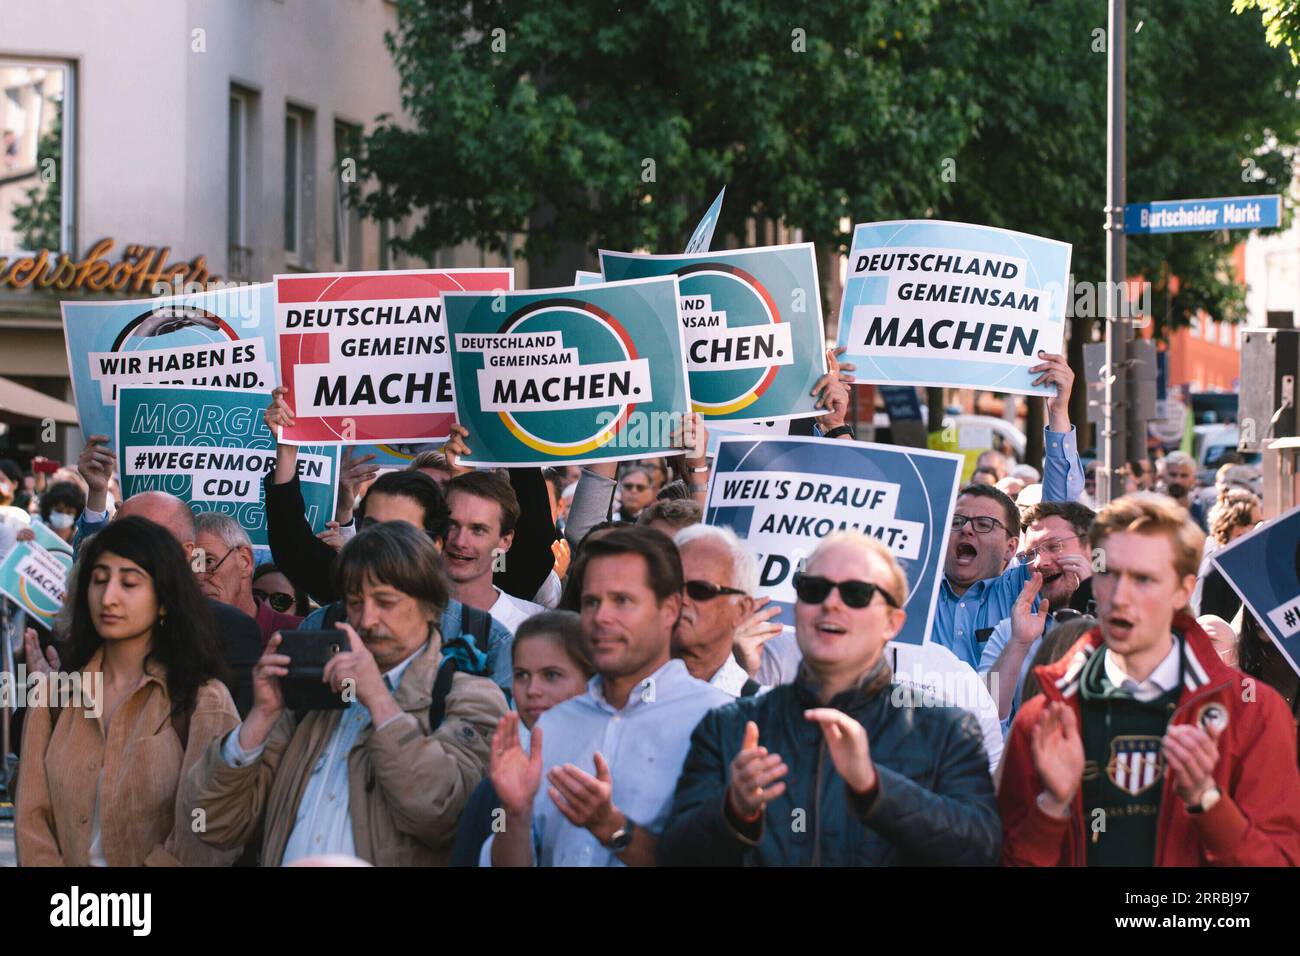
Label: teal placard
xmin=0 ymin=541 xmax=72 ymax=628
xmin=117 ymin=385 xmax=339 ymax=548
xmin=599 ymin=243 xmax=827 ymax=422
xmin=443 ymin=277 xmax=691 ymax=467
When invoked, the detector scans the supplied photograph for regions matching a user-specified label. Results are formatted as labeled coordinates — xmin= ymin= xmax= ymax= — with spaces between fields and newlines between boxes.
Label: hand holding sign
xmin=1029 ymin=351 xmax=1074 ymax=433
xmin=265 ymin=386 xmax=296 ymax=432
xmin=78 ymin=435 xmax=117 ymax=512
xmin=442 ymin=423 xmax=476 ymax=478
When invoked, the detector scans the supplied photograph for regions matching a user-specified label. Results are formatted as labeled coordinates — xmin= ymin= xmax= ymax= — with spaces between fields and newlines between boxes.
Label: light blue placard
xmin=835 ymin=220 xmax=1071 ymax=396
xmin=61 ymin=283 xmax=278 ymax=446
xmin=704 ymin=436 xmax=962 ymax=644
xmin=0 ymin=541 xmax=72 ymax=629
xmin=117 ymin=385 xmax=339 ymax=549
xmin=684 ymin=187 xmax=725 ymax=254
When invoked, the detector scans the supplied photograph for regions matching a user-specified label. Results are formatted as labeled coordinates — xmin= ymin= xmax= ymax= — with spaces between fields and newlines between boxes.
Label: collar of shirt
xmin=1103 ymin=636 xmax=1181 ymax=702
xmin=708 ymin=655 xmax=752 ymax=697
xmin=381 ymin=645 xmax=423 ymax=694
xmin=587 ymin=658 xmax=690 ymax=713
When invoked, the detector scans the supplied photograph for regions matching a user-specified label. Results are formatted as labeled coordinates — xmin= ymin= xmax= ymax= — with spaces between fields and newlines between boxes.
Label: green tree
xmin=1234 ymin=0 xmax=1300 ymax=66
xmin=355 ymin=0 xmax=1007 ymax=301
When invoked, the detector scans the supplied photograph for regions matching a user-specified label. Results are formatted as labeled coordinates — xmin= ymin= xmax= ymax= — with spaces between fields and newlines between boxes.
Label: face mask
xmin=48 ymin=512 xmax=75 ymax=530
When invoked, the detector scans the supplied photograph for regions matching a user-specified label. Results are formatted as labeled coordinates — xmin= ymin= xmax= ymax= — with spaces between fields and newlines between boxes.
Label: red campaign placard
xmin=274 ymin=268 xmax=513 ymax=445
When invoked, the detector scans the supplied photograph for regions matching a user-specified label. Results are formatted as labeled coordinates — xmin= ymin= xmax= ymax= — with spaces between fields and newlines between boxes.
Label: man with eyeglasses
xmin=672 ymin=525 xmax=764 ymax=698
xmin=932 ymin=351 xmax=1085 ymax=669
xmin=194 ymin=511 xmax=303 ymax=645
xmin=659 ymin=530 xmax=1000 ymax=866
xmin=978 ymin=502 xmax=1096 ymax=730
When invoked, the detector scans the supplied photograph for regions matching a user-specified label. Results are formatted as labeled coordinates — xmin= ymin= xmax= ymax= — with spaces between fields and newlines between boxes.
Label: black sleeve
xmin=850 ymin=711 xmax=1001 ymax=866
xmin=449 ymin=778 xmax=501 ymax=867
xmin=207 ymin=598 xmax=264 ymax=718
xmin=493 ymin=468 xmax=557 ymax=602
xmin=657 ymin=709 xmax=755 ymax=866
xmin=264 ymin=472 xmax=338 ymax=606
xmin=1199 ymin=565 xmax=1243 ymax=621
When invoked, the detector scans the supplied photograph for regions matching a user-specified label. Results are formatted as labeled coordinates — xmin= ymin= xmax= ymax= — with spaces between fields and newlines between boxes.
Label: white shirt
xmin=708 ymin=655 xmax=755 ymax=698
xmin=890 ymin=641 xmax=1004 ymax=774
xmin=489 ymin=588 xmax=545 ymax=635
xmin=1103 ymin=638 xmax=1182 ymax=702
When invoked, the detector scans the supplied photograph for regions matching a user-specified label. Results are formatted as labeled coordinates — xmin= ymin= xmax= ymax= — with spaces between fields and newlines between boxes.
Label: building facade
xmin=0 ymin=0 xmax=517 ymax=464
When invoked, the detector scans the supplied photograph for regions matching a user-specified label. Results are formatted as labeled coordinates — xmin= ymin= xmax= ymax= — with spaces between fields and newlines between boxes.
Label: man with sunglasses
xmin=979 ymin=502 xmax=1096 ymax=729
xmin=614 ymin=466 xmax=657 ymax=522
xmin=672 ymin=525 xmax=764 ymax=698
xmin=933 ymin=351 xmax=1085 ymax=669
xmin=194 ymin=511 xmax=304 ymax=645
xmin=659 ymin=531 xmax=1000 ymax=866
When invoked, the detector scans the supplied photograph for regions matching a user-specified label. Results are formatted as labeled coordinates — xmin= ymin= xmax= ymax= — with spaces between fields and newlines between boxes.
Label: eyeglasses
xmin=683 ymin=580 xmax=747 ymax=601
xmin=254 ymin=589 xmax=295 ymax=614
xmin=951 ymin=514 xmax=1010 ymax=535
xmin=1020 ymin=534 xmax=1085 ymax=563
xmin=792 ymin=572 xmax=899 ymax=609
xmin=197 ymin=547 xmax=237 ymax=576
xmin=621 ymin=482 xmax=649 ymax=493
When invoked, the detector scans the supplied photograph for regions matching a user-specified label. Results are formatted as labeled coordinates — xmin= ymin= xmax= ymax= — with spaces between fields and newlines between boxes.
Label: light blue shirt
xmin=978 ymin=613 xmax=1056 ymax=735
xmin=220 ymin=648 xmax=420 ymax=866
xmin=481 ymin=658 xmax=731 ymax=867
xmin=930 ymin=426 xmax=1083 ymax=668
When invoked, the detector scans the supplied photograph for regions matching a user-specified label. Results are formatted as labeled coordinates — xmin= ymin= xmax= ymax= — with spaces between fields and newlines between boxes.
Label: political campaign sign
xmin=684 ymin=187 xmax=725 ymax=254
xmin=29 ymin=518 xmax=73 ymax=555
xmin=704 ymin=436 xmax=963 ymax=644
xmin=62 ymin=283 xmax=277 ymax=446
xmin=117 ymin=385 xmax=339 ymax=549
xmin=443 ymin=276 xmax=691 ymax=467
xmin=0 ymin=540 xmax=73 ymax=629
xmin=600 ymin=244 xmax=827 ymax=422
xmin=1213 ymin=504 xmax=1300 ymax=676
xmin=706 ymin=418 xmax=792 ymax=456
xmin=575 ymin=271 xmax=603 ymax=286
xmin=836 ymin=220 xmax=1071 ymax=396
xmin=274 ymin=268 xmax=513 ymax=446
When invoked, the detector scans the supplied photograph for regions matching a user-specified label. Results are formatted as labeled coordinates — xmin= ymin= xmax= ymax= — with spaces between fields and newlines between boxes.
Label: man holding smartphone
xmin=184 ymin=521 xmax=507 ymax=866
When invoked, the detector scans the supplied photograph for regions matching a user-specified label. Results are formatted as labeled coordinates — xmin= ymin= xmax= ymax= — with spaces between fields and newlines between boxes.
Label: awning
xmin=0 ymin=376 xmax=79 ymax=425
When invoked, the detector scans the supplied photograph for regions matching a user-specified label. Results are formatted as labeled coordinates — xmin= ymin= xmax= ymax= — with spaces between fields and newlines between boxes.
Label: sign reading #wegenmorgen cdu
xmin=443 ymin=277 xmax=691 ymax=467
xmin=1213 ymin=504 xmax=1300 ymax=677
xmin=836 ymin=220 xmax=1071 ymax=396
xmin=704 ymin=436 xmax=963 ymax=645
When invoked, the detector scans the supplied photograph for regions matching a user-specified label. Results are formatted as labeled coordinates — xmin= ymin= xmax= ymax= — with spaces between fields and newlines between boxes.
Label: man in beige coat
xmin=183 ymin=522 xmax=507 ymax=866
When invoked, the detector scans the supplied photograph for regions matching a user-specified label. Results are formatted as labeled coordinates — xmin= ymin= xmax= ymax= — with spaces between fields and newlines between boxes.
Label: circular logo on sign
xmin=675 ymin=263 xmax=783 ymax=416
xmin=493 ymin=298 xmax=641 ymax=456
xmin=111 ymin=306 xmax=240 ymax=351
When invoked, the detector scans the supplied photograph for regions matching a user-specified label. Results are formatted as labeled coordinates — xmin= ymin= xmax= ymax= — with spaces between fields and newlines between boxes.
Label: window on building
xmin=1189 ymin=316 xmax=1201 ymax=338
xmin=333 ymin=120 xmax=361 ymax=269
xmin=284 ymin=106 xmax=315 ymax=265
xmin=1219 ymin=321 xmax=1232 ymax=347
xmin=0 ymin=59 xmax=74 ymax=256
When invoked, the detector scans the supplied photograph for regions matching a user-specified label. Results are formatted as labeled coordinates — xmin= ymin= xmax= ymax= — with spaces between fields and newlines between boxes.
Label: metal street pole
xmin=1101 ymin=0 xmax=1129 ymax=506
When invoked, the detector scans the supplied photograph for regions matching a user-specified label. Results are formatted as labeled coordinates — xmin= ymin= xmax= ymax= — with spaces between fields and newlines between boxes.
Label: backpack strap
xmin=428 ymin=658 xmax=459 ymax=731
xmin=740 ymin=678 xmax=762 ymax=698
xmin=459 ymin=605 xmax=494 ymax=656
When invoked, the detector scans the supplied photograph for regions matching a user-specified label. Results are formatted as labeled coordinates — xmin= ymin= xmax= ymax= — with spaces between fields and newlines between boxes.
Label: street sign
xmin=1124 ymin=195 xmax=1281 ymax=235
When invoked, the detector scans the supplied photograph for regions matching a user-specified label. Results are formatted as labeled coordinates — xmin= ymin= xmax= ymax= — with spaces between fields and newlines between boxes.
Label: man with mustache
xmin=999 ymin=494 xmax=1300 ymax=866
xmin=979 ymin=501 xmax=1096 ymax=728
xmin=931 ymin=352 xmax=1084 ymax=668
xmin=185 ymin=522 xmax=507 ymax=866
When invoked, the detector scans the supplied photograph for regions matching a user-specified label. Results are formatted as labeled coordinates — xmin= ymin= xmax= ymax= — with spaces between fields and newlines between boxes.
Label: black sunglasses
xmin=683 ymin=580 xmax=747 ymax=601
xmin=792 ymin=572 xmax=899 ymax=609
xmin=254 ymin=589 xmax=295 ymax=614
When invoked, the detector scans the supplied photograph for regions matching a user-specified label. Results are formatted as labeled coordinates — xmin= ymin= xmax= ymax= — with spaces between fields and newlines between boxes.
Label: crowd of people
xmin=3 ymin=350 xmax=1299 ymax=867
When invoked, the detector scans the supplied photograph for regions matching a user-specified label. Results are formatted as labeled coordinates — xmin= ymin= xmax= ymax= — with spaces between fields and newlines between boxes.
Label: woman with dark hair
xmin=1238 ymin=612 xmax=1300 ymax=766
xmin=16 ymin=516 xmax=240 ymax=866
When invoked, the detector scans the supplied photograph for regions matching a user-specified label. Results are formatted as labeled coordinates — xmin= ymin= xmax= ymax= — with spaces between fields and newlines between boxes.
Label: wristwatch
xmin=822 ymin=425 xmax=855 ymax=440
xmin=688 ymin=465 xmax=710 ymax=474
xmin=604 ymin=819 xmax=636 ymax=852
xmin=1186 ymin=786 xmax=1222 ymax=814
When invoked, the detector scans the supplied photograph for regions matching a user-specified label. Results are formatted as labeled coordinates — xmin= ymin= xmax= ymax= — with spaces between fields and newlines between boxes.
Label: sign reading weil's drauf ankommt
xmin=836 ymin=220 xmax=1071 ymax=396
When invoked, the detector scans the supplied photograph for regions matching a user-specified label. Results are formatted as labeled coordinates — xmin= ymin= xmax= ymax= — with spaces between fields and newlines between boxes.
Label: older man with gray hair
xmin=194 ymin=511 xmax=302 ymax=645
xmin=672 ymin=524 xmax=764 ymax=698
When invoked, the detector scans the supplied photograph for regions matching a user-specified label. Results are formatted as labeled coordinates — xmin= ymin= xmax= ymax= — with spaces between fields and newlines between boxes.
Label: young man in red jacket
xmin=999 ymin=493 xmax=1300 ymax=866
